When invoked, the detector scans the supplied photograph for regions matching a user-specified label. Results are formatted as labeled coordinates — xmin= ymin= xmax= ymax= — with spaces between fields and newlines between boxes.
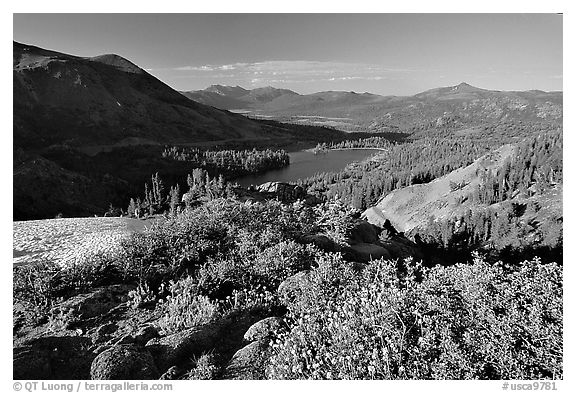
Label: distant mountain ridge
xmin=182 ymin=82 xmax=562 ymax=132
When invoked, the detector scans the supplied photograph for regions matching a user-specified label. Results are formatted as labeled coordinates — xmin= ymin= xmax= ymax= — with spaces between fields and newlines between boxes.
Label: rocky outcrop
xmin=145 ymin=322 xmax=225 ymax=372
xmin=222 ymin=340 xmax=272 ymax=380
xmin=300 ymin=234 xmax=339 ymax=252
xmin=90 ymin=344 xmax=158 ymax=380
xmin=244 ymin=317 xmax=286 ymax=343
xmin=49 ymin=284 xmax=134 ymax=328
xmin=348 ymin=219 xmax=380 ymax=244
xmin=134 ymin=325 xmax=160 ymax=346
xmin=379 ymin=236 xmax=424 ymax=260
xmin=256 ymin=182 xmax=307 ymax=203
xmin=349 ymin=243 xmax=391 ymax=262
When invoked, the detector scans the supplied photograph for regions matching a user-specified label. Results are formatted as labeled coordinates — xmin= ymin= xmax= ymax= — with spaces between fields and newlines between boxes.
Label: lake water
xmin=234 ymin=149 xmax=382 ymax=187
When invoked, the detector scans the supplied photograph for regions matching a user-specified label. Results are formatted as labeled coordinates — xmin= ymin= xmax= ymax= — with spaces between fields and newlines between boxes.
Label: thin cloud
xmin=165 ymin=60 xmax=414 ymax=87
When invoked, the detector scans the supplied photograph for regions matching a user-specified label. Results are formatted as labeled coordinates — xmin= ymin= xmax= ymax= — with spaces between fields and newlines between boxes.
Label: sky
xmin=13 ymin=14 xmax=563 ymax=95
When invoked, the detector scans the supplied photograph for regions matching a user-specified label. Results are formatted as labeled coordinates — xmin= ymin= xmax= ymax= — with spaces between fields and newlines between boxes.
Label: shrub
xmin=156 ymin=276 xmax=220 ymax=334
xmin=313 ymin=199 xmax=359 ymax=246
xmin=127 ymin=282 xmax=157 ymax=309
xmin=267 ymin=255 xmax=562 ymax=380
xmin=186 ymin=353 xmax=220 ymax=380
xmin=13 ymin=253 xmax=120 ymax=323
xmin=118 ymin=198 xmax=318 ymax=288
xmin=218 ymin=286 xmax=280 ymax=317
xmin=197 ymin=240 xmax=315 ymax=299
xmin=13 ymin=261 xmax=62 ymax=315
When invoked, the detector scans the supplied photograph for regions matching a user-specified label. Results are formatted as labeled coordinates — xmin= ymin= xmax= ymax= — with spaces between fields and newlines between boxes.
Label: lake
xmin=234 ymin=149 xmax=382 ymax=187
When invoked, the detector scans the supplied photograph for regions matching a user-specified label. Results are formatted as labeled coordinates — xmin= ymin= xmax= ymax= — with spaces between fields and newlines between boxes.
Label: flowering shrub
xmin=197 ymin=240 xmax=315 ymax=299
xmin=127 ymin=282 xmax=157 ymax=309
xmin=219 ymin=286 xmax=280 ymax=316
xmin=267 ymin=254 xmax=562 ymax=380
xmin=156 ymin=276 xmax=220 ymax=334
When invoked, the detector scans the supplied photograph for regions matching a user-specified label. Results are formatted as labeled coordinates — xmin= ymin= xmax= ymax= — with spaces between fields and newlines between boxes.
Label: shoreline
xmin=303 ymin=147 xmax=388 ymax=153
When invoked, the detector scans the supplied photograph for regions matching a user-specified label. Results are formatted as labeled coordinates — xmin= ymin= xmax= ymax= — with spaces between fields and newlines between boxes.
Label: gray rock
xmin=361 ymin=206 xmax=390 ymax=228
xmin=244 ymin=317 xmax=285 ymax=343
xmin=145 ymin=322 xmax=224 ymax=372
xmin=379 ymin=237 xmax=423 ymax=260
xmin=223 ymin=340 xmax=271 ymax=380
xmin=301 ymin=234 xmax=338 ymax=252
xmin=90 ymin=344 xmax=158 ymax=380
xmin=134 ymin=325 xmax=159 ymax=345
xmin=349 ymin=243 xmax=391 ymax=262
xmin=256 ymin=182 xmax=306 ymax=203
xmin=349 ymin=219 xmax=380 ymax=244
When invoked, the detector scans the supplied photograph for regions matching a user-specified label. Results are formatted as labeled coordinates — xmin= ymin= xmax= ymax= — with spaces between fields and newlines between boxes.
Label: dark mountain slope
xmin=13 ymin=148 xmax=130 ymax=220
xmin=13 ymin=42 xmax=283 ymax=150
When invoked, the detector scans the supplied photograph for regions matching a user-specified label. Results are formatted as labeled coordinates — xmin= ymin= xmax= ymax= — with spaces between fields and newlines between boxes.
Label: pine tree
xmin=169 ymin=184 xmax=180 ymax=217
xmin=127 ymin=198 xmax=137 ymax=217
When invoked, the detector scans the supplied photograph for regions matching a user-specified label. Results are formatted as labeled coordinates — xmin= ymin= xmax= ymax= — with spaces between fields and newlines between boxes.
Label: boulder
xmin=145 ymin=321 xmax=224 ymax=372
xmin=349 ymin=243 xmax=391 ymax=263
xmin=256 ymin=182 xmax=307 ymax=203
xmin=90 ymin=344 xmax=158 ymax=380
xmin=361 ymin=206 xmax=390 ymax=228
xmin=300 ymin=234 xmax=338 ymax=252
xmin=222 ymin=340 xmax=271 ymax=380
xmin=348 ymin=219 xmax=380 ymax=244
xmin=379 ymin=237 xmax=423 ymax=260
xmin=243 ymin=317 xmax=285 ymax=343
xmin=14 ymin=335 xmax=95 ymax=379
xmin=277 ymin=270 xmax=310 ymax=305
xmin=13 ymin=348 xmax=53 ymax=380
xmin=134 ymin=325 xmax=159 ymax=345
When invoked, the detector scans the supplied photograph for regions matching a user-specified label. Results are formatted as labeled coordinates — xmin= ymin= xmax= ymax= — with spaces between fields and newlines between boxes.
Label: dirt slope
xmin=362 ymin=144 xmax=517 ymax=232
